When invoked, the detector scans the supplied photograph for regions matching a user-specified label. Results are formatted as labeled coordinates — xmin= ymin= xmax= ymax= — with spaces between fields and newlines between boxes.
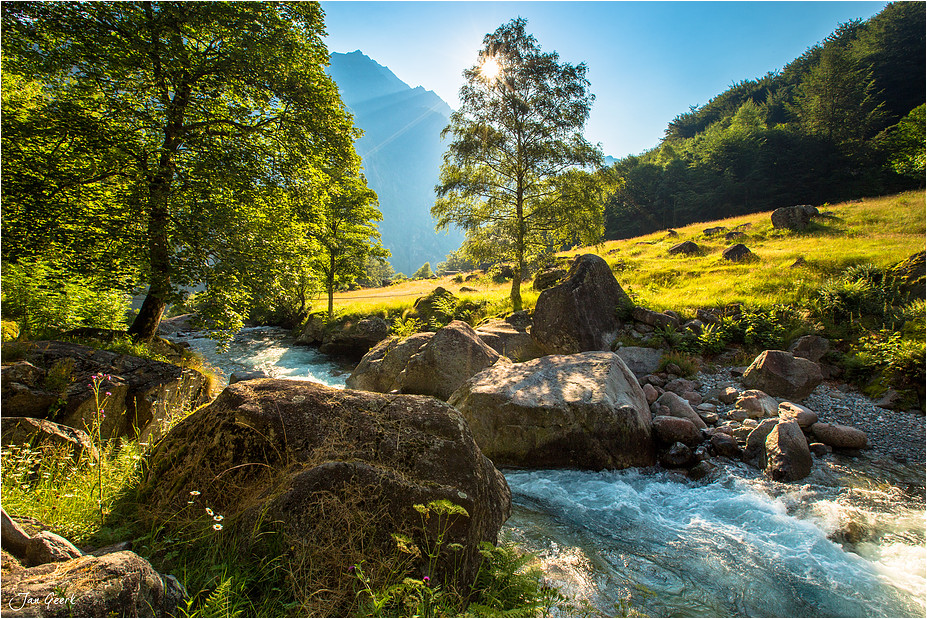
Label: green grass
xmin=564 ymin=191 xmax=925 ymax=315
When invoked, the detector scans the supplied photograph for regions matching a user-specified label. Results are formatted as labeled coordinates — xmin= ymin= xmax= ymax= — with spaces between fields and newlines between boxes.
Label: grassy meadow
xmin=334 ymin=191 xmax=925 ymax=320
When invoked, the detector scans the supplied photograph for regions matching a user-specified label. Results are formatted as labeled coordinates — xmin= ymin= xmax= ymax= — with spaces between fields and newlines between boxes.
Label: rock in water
xmin=764 ymin=420 xmax=813 ymax=481
xmin=532 ymin=254 xmax=632 ymax=355
xmin=398 ymin=321 xmax=505 ymax=401
xmin=137 ymin=379 xmax=510 ymax=597
xmin=346 ymin=332 xmax=434 ymax=393
xmin=448 ymin=351 xmax=655 ymax=469
xmin=741 ymin=350 xmax=823 ymax=400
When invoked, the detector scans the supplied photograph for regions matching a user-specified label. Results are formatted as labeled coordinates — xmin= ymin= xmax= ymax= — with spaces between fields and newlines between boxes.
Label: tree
xmin=412 ymin=262 xmax=434 ymax=280
xmin=2 ymin=2 xmax=358 ymax=339
xmin=433 ymin=18 xmax=603 ymax=311
xmin=307 ymin=172 xmax=388 ymax=320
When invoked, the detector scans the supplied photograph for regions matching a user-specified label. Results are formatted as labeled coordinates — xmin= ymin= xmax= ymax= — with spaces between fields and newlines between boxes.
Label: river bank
xmin=167 ymin=325 xmax=926 ymax=618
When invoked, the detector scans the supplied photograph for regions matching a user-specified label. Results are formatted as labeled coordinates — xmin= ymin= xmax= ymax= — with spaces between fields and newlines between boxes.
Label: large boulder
xmin=345 ymin=332 xmax=433 ymax=393
xmin=1 ymin=417 xmax=97 ymax=462
xmin=532 ymin=254 xmax=631 ymax=355
xmin=771 ymin=205 xmax=816 ymax=230
xmin=743 ymin=418 xmax=779 ymax=464
xmin=1 ymin=550 xmax=186 ymax=617
xmin=721 ymin=244 xmax=755 ymax=262
xmin=764 ymin=420 xmax=813 ymax=481
xmin=778 ymin=401 xmax=819 ymax=428
xmin=448 ymin=352 xmax=655 ymax=470
xmin=668 ymin=241 xmax=701 ymax=256
xmin=296 ymin=315 xmax=391 ymax=358
xmin=1 ymin=341 xmax=209 ymax=444
xmin=318 ymin=317 xmax=390 ymax=357
xmin=137 ymin=379 xmax=510 ymax=601
xmin=475 ymin=320 xmax=544 ymax=362
xmin=741 ymin=350 xmax=823 ymax=400
xmin=398 ymin=321 xmax=505 ymax=401
xmin=735 ymin=390 xmax=779 ymax=418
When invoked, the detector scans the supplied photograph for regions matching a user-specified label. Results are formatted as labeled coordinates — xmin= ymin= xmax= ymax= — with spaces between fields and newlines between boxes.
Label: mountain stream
xmin=172 ymin=327 xmax=926 ymax=617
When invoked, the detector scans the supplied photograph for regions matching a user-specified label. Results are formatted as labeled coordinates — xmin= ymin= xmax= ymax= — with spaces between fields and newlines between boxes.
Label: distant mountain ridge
xmin=327 ymin=50 xmax=461 ymax=275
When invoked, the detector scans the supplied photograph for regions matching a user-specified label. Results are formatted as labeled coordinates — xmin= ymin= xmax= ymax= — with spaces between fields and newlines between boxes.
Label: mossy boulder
xmin=136 ymin=379 xmax=511 ymax=602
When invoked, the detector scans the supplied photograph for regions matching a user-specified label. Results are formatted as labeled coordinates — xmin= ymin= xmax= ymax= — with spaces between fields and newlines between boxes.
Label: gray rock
xmin=642 ymin=383 xmax=660 ymax=405
xmin=532 ymin=254 xmax=632 ymax=355
xmin=1 ymin=417 xmax=97 ymax=462
xmin=711 ymin=432 xmax=742 ymax=458
xmin=722 ymin=244 xmax=755 ymax=262
xmin=533 ymin=268 xmax=568 ymax=291
xmin=319 ymin=316 xmax=391 ymax=357
xmin=778 ymin=401 xmax=819 ymax=428
xmin=449 ymin=352 xmax=655 ymax=470
xmin=475 ymin=320 xmax=544 ymax=362
xmin=652 ymin=416 xmax=703 ymax=447
xmin=652 ymin=391 xmax=707 ymax=430
xmin=764 ymin=420 xmax=813 ymax=481
xmin=771 ymin=205 xmax=814 ymax=230
xmin=631 ymin=307 xmax=680 ymax=330
xmin=1 ymin=550 xmax=186 ymax=617
xmin=398 ymin=321 xmax=505 ymax=401
xmin=743 ymin=418 xmax=779 ymax=464
xmin=229 ymin=370 xmax=271 ymax=385
xmin=668 ymin=241 xmax=701 ymax=256
xmin=735 ymin=390 xmax=779 ymax=418
xmin=811 ymin=422 xmax=868 ymax=450
xmin=346 ymin=332 xmax=433 ymax=393
xmin=660 ymin=442 xmax=696 ymax=468
xmin=788 ymin=335 xmax=830 ymax=363
xmin=742 ymin=350 xmax=823 ymax=400
xmin=615 ymin=346 xmax=664 ymax=377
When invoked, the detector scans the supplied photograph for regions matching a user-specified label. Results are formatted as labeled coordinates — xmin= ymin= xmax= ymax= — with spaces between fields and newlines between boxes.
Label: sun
xmin=479 ymin=56 xmax=502 ymax=81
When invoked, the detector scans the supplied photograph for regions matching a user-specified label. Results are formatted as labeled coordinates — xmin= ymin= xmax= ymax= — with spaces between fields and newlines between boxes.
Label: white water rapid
xmin=171 ymin=327 xmax=926 ymax=617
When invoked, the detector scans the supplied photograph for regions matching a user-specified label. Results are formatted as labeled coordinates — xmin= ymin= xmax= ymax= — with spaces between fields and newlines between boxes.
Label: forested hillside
xmin=604 ymin=1 xmax=925 ymax=240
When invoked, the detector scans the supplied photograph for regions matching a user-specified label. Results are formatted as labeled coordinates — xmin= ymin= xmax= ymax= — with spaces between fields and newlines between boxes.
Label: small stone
xmin=711 ymin=432 xmax=743 ymax=458
xmin=809 ymin=443 xmax=830 ymax=457
xmin=728 ymin=409 xmax=749 ymax=422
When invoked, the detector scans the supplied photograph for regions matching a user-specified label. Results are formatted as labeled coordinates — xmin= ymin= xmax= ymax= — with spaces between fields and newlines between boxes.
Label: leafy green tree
xmin=308 ymin=172 xmax=388 ymax=320
xmin=2 ymin=2 xmax=358 ymax=340
xmin=412 ymin=262 xmax=434 ymax=280
xmin=880 ymin=104 xmax=926 ymax=183
xmin=433 ymin=18 xmax=603 ymax=311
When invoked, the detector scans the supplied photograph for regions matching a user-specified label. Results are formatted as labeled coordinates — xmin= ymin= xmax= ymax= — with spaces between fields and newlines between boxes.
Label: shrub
xmin=1 ymin=260 xmax=131 ymax=339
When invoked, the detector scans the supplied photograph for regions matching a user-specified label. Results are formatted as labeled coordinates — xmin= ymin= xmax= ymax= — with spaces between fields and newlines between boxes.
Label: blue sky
xmin=320 ymin=1 xmax=888 ymax=159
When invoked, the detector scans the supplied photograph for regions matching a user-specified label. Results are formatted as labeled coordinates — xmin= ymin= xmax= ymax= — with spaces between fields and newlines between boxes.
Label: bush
xmin=1 ymin=260 xmax=131 ymax=339
xmin=412 ymin=262 xmax=434 ymax=280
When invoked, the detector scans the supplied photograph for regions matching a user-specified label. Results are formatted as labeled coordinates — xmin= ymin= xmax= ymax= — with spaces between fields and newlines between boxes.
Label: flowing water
xmin=173 ymin=327 xmax=926 ymax=617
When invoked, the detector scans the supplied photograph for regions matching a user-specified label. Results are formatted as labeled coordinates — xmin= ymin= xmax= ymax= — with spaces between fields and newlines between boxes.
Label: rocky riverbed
xmin=697 ymin=368 xmax=926 ymax=465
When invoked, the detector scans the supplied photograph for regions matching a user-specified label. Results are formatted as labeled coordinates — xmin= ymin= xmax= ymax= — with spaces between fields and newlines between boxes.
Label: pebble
xmin=696 ymin=369 xmax=926 ymax=464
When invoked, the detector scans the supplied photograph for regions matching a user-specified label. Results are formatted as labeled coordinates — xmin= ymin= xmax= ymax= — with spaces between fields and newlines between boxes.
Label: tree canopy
xmin=2 ymin=2 xmax=371 ymax=338
xmin=433 ymin=18 xmax=603 ymax=311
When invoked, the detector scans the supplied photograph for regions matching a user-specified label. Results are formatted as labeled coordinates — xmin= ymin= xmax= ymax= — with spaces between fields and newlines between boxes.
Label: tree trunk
xmin=511 ymin=186 xmax=525 ymax=313
xmin=327 ymin=255 xmax=336 ymax=320
xmin=128 ymin=170 xmax=173 ymax=341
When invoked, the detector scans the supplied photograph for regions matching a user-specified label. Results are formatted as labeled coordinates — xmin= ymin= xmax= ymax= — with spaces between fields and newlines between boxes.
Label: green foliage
xmin=2 ymin=2 xmax=364 ymax=339
xmin=413 ymin=262 xmax=435 ymax=280
xmin=845 ymin=330 xmax=926 ymax=400
xmin=1 ymin=319 xmax=20 ymax=342
xmin=434 ymin=17 xmax=603 ymax=312
xmin=1 ymin=260 xmax=131 ymax=339
xmin=658 ymin=352 xmax=700 ymax=377
xmin=467 ymin=542 xmax=562 ymax=618
xmin=605 ymin=3 xmax=924 ymax=241
xmin=392 ymin=317 xmax=422 ymax=339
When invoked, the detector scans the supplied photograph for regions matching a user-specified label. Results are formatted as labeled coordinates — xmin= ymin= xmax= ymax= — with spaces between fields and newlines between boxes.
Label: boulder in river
xmin=764 ymin=420 xmax=813 ymax=481
xmin=346 ymin=332 xmax=434 ymax=393
xmin=137 ymin=379 xmax=510 ymax=602
xmin=448 ymin=351 xmax=655 ymax=470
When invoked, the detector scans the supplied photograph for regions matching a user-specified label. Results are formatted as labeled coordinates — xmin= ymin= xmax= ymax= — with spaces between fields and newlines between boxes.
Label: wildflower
xmin=187 ymin=501 xmax=194 ymax=504
xmin=105 ymin=392 xmax=112 ymax=397
xmin=205 ymin=507 xmax=214 ymax=516
xmin=348 ymin=565 xmax=356 ymax=573
xmin=213 ymin=523 xmax=223 ymax=531
xmin=213 ymin=514 xmax=224 ymax=522
xmin=189 ymin=490 xmax=200 ymax=496
xmin=423 ymin=576 xmax=431 ymax=586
